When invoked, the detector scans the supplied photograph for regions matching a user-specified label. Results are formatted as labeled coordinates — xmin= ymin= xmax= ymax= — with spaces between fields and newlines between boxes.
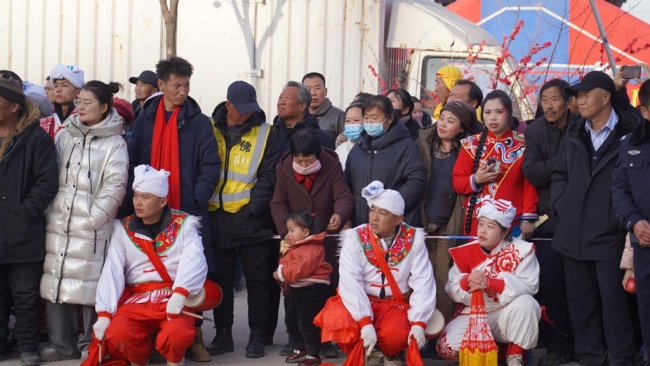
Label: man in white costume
xmin=436 ymin=196 xmax=541 ymax=366
xmin=317 ymin=181 xmax=435 ymax=366
xmin=87 ymin=165 xmax=208 ymax=366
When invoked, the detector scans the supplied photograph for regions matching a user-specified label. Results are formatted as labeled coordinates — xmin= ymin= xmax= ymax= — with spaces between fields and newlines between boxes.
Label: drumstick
xmin=182 ymin=311 xmax=214 ymax=322
xmin=98 ymin=343 xmax=103 ymax=366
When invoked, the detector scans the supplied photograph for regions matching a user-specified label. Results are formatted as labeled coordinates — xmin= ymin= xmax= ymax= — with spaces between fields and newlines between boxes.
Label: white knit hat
xmin=362 ymin=180 xmax=405 ymax=216
xmin=477 ymin=196 xmax=516 ymax=228
xmin=133 ymin=165 xmax=170 ymax=198
xmin=49 ymin=64 xmax=85 ymax=89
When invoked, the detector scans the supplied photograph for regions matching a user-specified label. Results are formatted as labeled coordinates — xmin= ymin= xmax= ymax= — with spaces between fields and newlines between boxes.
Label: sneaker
xmin=538 ymin=352 xmax=569 ymax=366
xmin=383 ymin=356 xmax=403 ymax=366
xmin=279 ymin=342 xmax=293 ymax=356
xmin=166 ymin=358 xmax=185 ymax=366
xmin=285 ymin=349 xmax=307 ymax=363
xmin=38 ymin=346 xmax=80 ymax=362
xmin=507 ymin=354 xmax=524 ymax=366
xmin=319 ymin=342 xmax=339 ymax=358
xmin=298 ymin=355 xmax=322 ymax=366
xmin=21 ymin=352 xmax=40 ymax=366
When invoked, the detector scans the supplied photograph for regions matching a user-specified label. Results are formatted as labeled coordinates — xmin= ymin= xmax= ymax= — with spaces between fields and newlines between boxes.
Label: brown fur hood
xmin=0 ymin=100 xmax=42 ymax=159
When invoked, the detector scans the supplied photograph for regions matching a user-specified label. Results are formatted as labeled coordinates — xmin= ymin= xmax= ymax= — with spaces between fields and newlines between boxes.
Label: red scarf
xmin=150 ymin=100 xmax=181 ymax=210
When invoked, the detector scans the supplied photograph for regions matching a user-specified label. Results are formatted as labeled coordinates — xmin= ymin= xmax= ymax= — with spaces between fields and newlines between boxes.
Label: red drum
xmin=425 ymin=309 xmax=445 ymax=340
xmin=184 ymin=280 xmax=223 ymax=311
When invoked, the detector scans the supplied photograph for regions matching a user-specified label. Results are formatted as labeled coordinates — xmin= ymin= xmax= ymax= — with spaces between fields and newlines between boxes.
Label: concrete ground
xmin=0 ymin=290 xmax=574 ymax=366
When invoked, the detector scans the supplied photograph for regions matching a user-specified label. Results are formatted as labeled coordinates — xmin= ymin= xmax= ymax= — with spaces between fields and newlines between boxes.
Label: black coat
xmin=551 ymin=107 xmax=640 ymax=260
xmin=522 ymin=114 xmax=577 ymax=234
xmin=0 ymin=104 xmax=59 ymax=264
xmin=346 ymin=121 xmax=426 ymax=226
xmin=127 ymin=95 xmax=221 ymax=270
xmin=612 ymin=119 xmax=650 ymax=233
xmin=209 ymin=102 xmax=279 ymax=248
xmin=272 ymin=114 xmax=335 ymax=157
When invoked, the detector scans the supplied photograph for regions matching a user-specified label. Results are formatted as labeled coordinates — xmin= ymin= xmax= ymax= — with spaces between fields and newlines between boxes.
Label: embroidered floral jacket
xmin=446 ymin=238 xmax=539 ymax=314
xmin=338 ymin=223 xmax=436 ymax=324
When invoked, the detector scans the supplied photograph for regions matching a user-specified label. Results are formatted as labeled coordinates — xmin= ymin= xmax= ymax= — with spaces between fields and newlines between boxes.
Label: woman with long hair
xmin=39 ymin=81 xmax=128 ymax=361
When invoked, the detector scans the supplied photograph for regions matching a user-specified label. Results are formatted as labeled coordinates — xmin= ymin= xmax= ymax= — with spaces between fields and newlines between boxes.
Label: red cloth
xmin=452 ymin=129 xmax=538 ymax=236
xmin=83 ymin=302 xmax=195 ymax=366
xmin=406 ymin=336 xmax=425 ymax=366
xmin=150 ymin=101 xmax=181 ymax=210
xmin=293 ymin=171 xmax=318 ymax=193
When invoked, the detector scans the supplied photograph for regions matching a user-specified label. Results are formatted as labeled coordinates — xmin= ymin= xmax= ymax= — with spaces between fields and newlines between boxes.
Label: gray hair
xmin=285 ymin=81 xmax=311 ymax=110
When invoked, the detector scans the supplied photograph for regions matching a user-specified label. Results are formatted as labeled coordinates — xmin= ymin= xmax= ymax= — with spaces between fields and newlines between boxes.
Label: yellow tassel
xmin=458 ymin=348 xmax=499 ymax=366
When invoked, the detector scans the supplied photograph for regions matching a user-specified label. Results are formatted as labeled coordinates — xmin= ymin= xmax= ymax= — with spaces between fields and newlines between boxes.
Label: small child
xmin=273 ymin=211 xmax=332 ymax=366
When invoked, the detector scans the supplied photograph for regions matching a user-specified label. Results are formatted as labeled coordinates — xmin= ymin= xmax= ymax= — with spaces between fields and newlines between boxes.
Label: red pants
xmin=370 ymin=301 xmax=410 ymax=357
xmin=105 ymin=302 xmax=195 ymax=364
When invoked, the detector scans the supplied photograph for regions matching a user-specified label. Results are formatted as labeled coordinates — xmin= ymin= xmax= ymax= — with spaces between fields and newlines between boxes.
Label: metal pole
xmin=589 ymin=0 xmax=618 ymax=74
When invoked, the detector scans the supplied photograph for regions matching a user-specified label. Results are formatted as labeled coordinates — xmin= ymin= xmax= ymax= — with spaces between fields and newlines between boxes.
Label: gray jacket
xmin=313 ymin=98 xmax=345 ymax=137
xmin=41 ymin=109 xmax=129 ymax=305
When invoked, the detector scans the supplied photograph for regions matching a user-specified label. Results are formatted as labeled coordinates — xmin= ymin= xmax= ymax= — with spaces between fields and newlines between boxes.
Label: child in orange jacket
xmin=273 ymin=211 xmax=332 ymax=366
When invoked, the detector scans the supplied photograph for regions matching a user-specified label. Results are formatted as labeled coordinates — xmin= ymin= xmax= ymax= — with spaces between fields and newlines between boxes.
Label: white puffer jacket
xmin=41 ymin=109 xmax=128 ymax=305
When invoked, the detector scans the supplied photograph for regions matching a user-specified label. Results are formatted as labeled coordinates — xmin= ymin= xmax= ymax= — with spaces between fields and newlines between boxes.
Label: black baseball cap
xmin=129 ymin=70 xmax=158 ymax=86
xmin=566 ymin=71 xmax=615 ymax=96
xmin=227 ymin=81 xmax=261 ymax=114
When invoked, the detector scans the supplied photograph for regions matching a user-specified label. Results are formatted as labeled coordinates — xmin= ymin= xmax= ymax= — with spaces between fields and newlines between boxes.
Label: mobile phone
xmin=487 ymin=158 xmax=501 ymax=172
xmin=622 ymin=66 xmax=642 ymax=80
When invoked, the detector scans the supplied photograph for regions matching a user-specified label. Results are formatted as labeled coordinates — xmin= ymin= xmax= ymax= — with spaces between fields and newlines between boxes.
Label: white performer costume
xmin=436 ymin=197 xmax=541 ymax=361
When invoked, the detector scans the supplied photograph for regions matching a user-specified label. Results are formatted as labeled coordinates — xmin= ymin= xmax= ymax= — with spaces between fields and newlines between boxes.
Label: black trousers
xmin=284 ymin=284 xmax=329 ymax=357
xmin=634 ymin=244 xmax=650 ymax=366
xmin=534 ymin=238 xmax=573 ymax=355
xmin=212 ymin=242 xmax=270 ymax=331
xmin=266 ymin=240 xmax=282 ymax=340
xmin=0 ymin=261 xmax=43 ymax=353
xmin=564 ymin=256 xmax=635 ymax=366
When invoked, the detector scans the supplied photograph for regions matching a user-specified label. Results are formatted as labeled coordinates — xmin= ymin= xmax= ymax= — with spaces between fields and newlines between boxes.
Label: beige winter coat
xmin=41 ymin=109 xmax=129 ymax=305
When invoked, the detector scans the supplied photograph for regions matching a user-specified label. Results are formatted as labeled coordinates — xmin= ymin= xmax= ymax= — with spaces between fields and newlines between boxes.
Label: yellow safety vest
xmin=208 ymin=122 xmax=271 ymax=213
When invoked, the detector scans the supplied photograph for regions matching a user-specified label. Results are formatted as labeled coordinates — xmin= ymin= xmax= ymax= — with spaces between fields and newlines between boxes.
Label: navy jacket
xmin=551 ymin=107 xmax=639 ymax=260
xmin=612 ymin=119 xmax=650 ymax=233
xmin=272 ymin=113 xmax=336 ymax=157
xmin=127 ymin=95 xmax=221 ymax=270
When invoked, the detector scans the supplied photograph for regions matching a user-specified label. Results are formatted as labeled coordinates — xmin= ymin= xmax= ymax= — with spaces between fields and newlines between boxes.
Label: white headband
xmin=477 ymin=196 xmax=516 ymax=229
xmin=49 ymin=64 xmax=85 ymax=89
xmin=133 ymin=165 xmax=170 ymax=198
xmin=362 ymin=180 xmax=405 ymax=216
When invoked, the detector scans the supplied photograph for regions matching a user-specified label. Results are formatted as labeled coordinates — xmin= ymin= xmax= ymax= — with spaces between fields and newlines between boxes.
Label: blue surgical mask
xmin=364 ymin=116 xmax=388 ymax=138
xmin=344 ymin=124 xmax=364 ymax=142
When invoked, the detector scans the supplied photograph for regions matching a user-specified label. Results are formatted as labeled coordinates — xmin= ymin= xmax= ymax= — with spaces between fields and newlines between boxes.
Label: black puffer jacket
xmin=272 ymin=113 xmax=335 ymax=156
xmin=0 ymin=101 xmax=59 ymax=263
xmin=209 ymin=102 xmax=279 ymax=248
xmin=551 ymin=107 xmax=640 ymax=260
xmin=346 ymin=120 xmax=426 ymax=226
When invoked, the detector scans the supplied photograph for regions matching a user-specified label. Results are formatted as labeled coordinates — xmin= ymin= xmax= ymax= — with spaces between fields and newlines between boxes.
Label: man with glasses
xmin=127 ymin=57 xmax=221 ymax=362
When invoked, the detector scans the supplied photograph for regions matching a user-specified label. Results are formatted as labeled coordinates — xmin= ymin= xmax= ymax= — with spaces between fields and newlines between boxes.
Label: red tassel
xmin=540 ymin=306 xmax=554 ymax=324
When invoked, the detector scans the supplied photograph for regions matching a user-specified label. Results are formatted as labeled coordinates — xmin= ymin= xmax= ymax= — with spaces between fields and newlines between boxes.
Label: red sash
xmin=150 ymin=100 xmax=181 ymax=210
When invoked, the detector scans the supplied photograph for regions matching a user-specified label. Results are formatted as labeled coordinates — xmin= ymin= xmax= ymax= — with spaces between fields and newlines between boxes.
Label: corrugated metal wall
xmin=1 ymin=0 xmax=164 ymax=102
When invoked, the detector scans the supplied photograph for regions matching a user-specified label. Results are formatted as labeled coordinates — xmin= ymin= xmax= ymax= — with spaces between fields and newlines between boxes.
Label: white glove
xmin=409 ymin=325 xmax=426 ymax=349
xmin=166 ymin=292 xmax=186 ymax=319
xmin=360 ymin=324 xmax=377 ymax=357
xmin=93 ymin=317 xmax=111 ymax=341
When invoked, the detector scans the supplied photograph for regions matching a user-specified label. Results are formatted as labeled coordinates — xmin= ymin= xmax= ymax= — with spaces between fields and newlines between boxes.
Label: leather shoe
xmin=285 ymin=349 xmax=307 ymax=363
xmin=298 ymin=355 xmax=321 ymax=366
xmin=538 ymin=352 xmax=569 ymax=366
xmin=279 ymin=342 xmax=293 ymax=356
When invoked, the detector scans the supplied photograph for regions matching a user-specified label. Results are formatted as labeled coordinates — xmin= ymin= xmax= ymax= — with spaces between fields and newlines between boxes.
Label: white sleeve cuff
xmin=277 ymin=265 xmax=286 ymax=282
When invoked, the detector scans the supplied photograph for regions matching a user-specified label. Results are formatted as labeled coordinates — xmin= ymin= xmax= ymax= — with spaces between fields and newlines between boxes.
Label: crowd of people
xmin=1 ymin=56 xmax=650 ymax=366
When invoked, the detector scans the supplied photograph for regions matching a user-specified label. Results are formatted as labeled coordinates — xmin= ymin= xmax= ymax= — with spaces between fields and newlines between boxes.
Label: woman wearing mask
xmin=411 ymin=96 xmax=433 ymax=128
xmin=386 ymin=88 xmax=420 ymax=140
xmin=39 ymin=81 xmax=129 ymax=362
xmin=416 ymin=101 xmax=479 ymax=322
xmin=345 ymin=95 xmax=426 ymax=227
xmin=335 ymin=103 xmax=363 ymax=169
xmin=452 ymin=90 xmax=538 ymax=239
